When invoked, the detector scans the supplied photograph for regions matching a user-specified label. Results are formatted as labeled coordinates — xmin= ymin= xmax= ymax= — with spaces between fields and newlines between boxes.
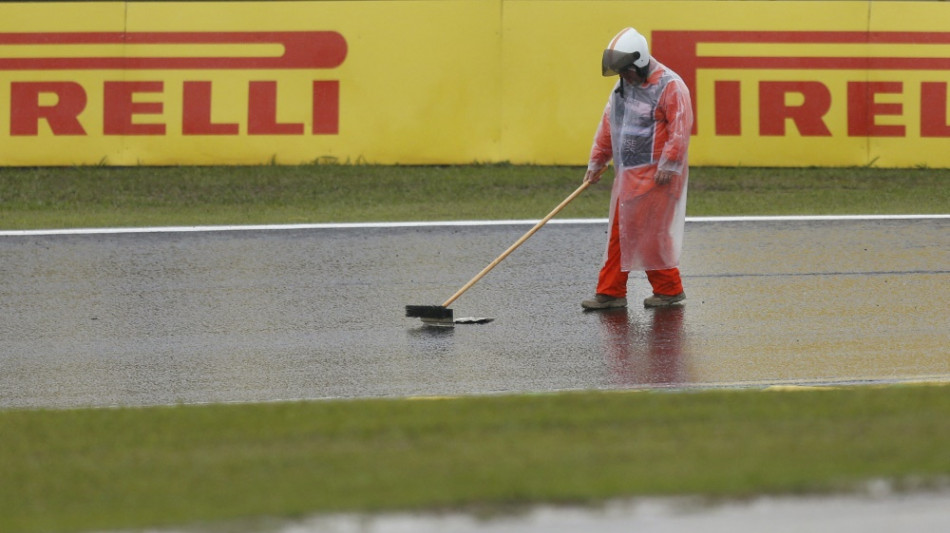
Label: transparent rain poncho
xmin=587 ymin=60 xmax=693 ymax=272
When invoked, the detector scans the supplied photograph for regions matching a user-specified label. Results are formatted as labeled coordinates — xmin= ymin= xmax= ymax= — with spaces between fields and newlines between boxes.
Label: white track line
xmin=1 ymin=214 xmax=947 ymax=237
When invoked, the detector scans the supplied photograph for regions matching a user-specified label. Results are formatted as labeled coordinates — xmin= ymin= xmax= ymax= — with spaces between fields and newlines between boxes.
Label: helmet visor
xmin=602 ymin=49 xmax=640 ymax=76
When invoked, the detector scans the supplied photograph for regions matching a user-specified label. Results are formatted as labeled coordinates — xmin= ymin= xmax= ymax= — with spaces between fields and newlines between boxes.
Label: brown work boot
xmin=581 ymin=293 xmax=628 ymax=310
xmin=643 ymin=292 xmax=686 ymax=308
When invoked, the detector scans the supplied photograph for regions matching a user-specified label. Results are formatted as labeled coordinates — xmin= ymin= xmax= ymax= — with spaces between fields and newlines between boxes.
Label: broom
xmin=406 ymin=180 xmax=591 ymax=326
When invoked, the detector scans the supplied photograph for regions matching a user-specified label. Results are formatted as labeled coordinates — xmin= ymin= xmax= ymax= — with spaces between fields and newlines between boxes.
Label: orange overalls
xmin=588 ymin=61 xmax=692 ymax=299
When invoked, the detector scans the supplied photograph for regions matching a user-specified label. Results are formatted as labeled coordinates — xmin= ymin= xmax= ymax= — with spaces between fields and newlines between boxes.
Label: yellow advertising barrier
xmin=0 ymin=1 xmax=502 ymax=166
xmin=507 ymin=0 xmax=950 ymax=168
xmin=0 ymin=1 xmax=948 ymax=167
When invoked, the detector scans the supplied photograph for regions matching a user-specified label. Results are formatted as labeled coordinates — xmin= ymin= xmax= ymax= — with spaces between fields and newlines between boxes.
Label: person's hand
xmin=584 ymin=167 xmax=607 ymax=184
xmin=655 ymin=169 xmax=676 ymax=185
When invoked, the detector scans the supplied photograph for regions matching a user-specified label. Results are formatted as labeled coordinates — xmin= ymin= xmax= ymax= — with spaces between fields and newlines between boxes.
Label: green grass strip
xmin=1 ymin=165 xmax=947 ymax=230
xmin=3 ymin=385 xmax=950 ymax=533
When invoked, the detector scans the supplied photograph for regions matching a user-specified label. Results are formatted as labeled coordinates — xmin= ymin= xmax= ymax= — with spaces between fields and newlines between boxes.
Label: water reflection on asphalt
xmin=1 ymin=218 xmax=948 ymax=409
xmin=596 ymin=307 xmax=688 ymax=387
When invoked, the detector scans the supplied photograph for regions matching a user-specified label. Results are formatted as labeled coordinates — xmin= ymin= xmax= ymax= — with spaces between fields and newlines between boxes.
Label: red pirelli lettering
xmin=714 ymin=80 xmax=741 ymax=136
xmin=920 ymin=82 xmax=950 ymax=137
xmin=3 ymin=31 xmax=346 ymax=137
xmin=847 ymin=82 xmax=905 ymax=137
xmin=10 ymin=82 xmax=87 ymax=135
xmin=182 ymin=81 xmax=240 ymax=135
xmin=104 ymin=81 xmax=165 ymax=135
xmin=652 ymin=31 xmax=950 ymax=136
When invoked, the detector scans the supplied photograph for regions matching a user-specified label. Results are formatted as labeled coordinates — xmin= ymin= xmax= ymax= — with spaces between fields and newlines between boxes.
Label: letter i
xmin=715 ymin=81 xmax=741 ymax=136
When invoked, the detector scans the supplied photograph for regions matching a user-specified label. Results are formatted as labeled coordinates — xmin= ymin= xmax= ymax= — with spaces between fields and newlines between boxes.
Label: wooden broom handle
xmin=441 ymin=180 xmax=591 ymax=308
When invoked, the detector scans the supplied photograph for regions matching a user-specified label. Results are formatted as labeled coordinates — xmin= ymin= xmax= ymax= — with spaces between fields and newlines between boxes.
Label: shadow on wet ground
xmin=1 ymin=218 xmax=948 ymax=409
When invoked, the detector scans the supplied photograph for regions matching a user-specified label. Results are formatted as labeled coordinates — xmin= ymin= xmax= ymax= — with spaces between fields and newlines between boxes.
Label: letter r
xmin=759 ymin=81 xmax=832 ymax=136
xmin=10 ymin=82 xmax=87 ymax=136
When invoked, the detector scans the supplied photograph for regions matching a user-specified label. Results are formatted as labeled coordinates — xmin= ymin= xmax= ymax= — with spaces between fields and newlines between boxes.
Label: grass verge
xmin=1 ymin=165 xmax=947 ymax=229
xmin=3 ymin=386 xmax=950 ymax=533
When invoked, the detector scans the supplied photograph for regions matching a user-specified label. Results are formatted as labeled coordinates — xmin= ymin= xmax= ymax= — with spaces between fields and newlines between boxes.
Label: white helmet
xmin=601 ymin=27 xmax=650 ymax=77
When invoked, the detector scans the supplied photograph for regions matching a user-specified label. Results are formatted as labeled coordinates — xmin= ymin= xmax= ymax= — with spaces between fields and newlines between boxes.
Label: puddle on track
xmin=99 ymin=489 xmax=950 ymax=533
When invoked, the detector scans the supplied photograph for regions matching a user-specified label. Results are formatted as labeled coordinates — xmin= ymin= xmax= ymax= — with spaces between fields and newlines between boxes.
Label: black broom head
xmin=405 ymin=305 xmax=453 ymax=319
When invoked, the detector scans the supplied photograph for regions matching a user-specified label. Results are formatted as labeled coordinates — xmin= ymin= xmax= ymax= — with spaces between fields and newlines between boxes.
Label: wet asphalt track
xmin=1 ymin=217 xmax=948 ymax=409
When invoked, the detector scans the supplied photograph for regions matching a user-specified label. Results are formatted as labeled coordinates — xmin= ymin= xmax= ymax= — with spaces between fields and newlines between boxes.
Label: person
xmin=581 ymin=27 xmax=693 ymax=310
